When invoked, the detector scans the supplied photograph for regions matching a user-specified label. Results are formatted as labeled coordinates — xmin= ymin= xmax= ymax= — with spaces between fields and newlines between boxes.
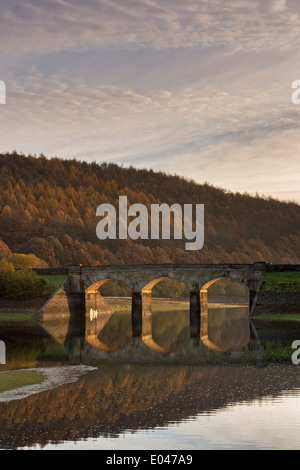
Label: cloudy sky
xmin=1 ymin=0 xmax=300 ymax=201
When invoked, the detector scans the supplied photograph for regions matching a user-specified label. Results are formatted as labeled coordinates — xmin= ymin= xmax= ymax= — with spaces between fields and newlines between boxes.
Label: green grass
xmin=39 ymin=342 xmax=68 ymax=359
xmin=0 ymin=313 xmax=33 ymax=323
xmin=0 ymin=369 xmax=46 ymax=392
xmin=254 ymin=314 xmax=300 ymax=322
xmin=260 ymin=272 xmax=300 ymax=292
xmin=261 ymin=340 xmax=293 ymax=362
xmin=38 ymin=274 xmax=67 ymax=294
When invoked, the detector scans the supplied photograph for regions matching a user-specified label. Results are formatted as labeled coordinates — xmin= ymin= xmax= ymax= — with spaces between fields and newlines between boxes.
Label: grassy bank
xmin=254 ymin=271 xmax=300 ymax=319
xmin=254 ymin=314 xmax=300 ymax=322
xmin=0 ymin=313 xmax=33 ymax=323
xmin=0 ymin=274 xmax=67 ymax=323
xmin=37 ymin=274 xmax=67 ymax=295
xmin=0 ymin=369 xmax=46 ymax=393
xmin=260 ymin=271 xmax=300 ymax=292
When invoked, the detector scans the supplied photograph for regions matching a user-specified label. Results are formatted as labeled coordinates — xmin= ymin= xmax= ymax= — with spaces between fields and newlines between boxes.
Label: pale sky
xmin=1 ymin=0 xmax=300 ymax=201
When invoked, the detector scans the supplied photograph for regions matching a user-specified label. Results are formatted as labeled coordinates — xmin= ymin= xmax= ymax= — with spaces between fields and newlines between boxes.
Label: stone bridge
xmin=39 ymin=262 xmax=268 ymax=340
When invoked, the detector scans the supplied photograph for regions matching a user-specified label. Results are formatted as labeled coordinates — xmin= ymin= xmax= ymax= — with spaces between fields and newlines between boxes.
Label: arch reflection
xmin=40 ymin=275 xmax=254 ymax=358
xmin=141 ymin=277 xmax=190 ymax=354
xmin=85 ymin=278 xmax=132 ymax=352
xmin=200 ymin=278 xmax=250 ymax=353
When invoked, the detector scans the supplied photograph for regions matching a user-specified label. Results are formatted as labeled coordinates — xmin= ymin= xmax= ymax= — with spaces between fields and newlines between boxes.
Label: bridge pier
xmin=142 ymin=290 xmax=152 ymax=338
xmin=190 ymin=291 xmax=201 ymax=338
xmin=133 ymin=288 xmax=207 ymax=340
xmin=249 ymin=289 xmax=257 ymax=316
xmin=85 ymin=290 xmax=113 ymax=317
xmin=132 ymin=292 xmax=142 ymax=337
xmin=189 ymin=288 xmax=212 ymax=339
xmin=132 ymin=290 xmax=153 ymax=338
xmin=133 ymin=289 xmax=203 ymax=339
xmin=200 ymin=288 xmax=209 ymax=340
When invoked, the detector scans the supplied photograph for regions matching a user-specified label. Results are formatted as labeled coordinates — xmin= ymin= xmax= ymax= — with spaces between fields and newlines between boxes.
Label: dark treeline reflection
xmin=1 ymin=362 xmax=300 ymax=449
xmin=207 ymin=307 xmax=250 ymax=352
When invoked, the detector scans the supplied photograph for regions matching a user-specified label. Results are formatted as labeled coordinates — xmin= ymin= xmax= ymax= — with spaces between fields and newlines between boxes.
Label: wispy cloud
xmin=2 ymin=0 xmax=300 ymax=56
xmin=1 ymin=1 xmax=300 ymax=201
xmin=0 ymin=73 xmax=295 ymax=173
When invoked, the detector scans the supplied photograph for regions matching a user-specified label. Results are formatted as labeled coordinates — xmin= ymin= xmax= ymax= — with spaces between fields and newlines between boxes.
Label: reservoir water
xmin=0 ymin=302 xmax=300 ymax=450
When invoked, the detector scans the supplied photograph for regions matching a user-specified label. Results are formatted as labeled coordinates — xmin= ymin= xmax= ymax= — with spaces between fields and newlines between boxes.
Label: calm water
xmin=1 ymin=303 xmax=300 ymax=450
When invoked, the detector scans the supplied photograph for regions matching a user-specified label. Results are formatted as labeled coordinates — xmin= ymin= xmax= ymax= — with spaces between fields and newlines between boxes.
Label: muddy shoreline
xmin=0 ymin=365 xmax=96 ymax=403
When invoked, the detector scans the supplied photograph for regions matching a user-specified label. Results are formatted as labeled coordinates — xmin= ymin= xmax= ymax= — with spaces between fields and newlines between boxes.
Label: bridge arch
xmin=85 ymin=278 xmax=112 ymax=293
xmin=85 ymin=274 xmax=135 ymax=293
xmin=85 ymin=277 xmax=132 ymax=353
xmin=142 ymin=276 xmax=170 ymax=292
xmin=200 ymin=277 xmax=250 ymax=353
xmin=200 ymin=276 xmax=250 ymax=316
xmin=139 ymin=276 xmax=190 ymax=353
xmin=141 ymin=273 xmax=192 ymax=292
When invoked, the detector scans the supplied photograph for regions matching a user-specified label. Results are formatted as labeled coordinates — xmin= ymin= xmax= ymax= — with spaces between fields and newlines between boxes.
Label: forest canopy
xmin=0 ymin=151 xmax=299 ymax=268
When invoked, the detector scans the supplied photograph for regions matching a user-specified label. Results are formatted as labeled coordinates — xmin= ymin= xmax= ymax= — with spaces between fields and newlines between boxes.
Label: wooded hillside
xmin=0 ymin=152 xmax=299 ymax=267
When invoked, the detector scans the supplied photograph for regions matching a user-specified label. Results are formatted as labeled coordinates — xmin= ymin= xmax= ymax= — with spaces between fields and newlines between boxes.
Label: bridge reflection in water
xmin=40 ymin=301 xmax=263 ymax=365
xmin=37 ymin=263 xmax=268 ymax=363
xmin=39 ymin=263 xmax=267 ymax=341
